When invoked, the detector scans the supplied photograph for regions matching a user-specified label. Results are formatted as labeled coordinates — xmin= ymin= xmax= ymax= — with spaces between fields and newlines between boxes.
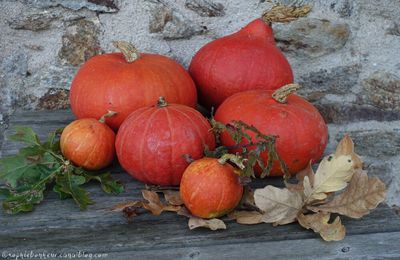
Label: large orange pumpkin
xmin=60 ymin=112 xmax=116 ymax=170
xmin=70 ymin=41 xmax=197 ymax=130
xmin=214 ymin=84 xmax=328 ymax=176
xmin=189 ymin=18 xmax=293 ymax=109
xmin=180 ymin=157 xmax=243 ymax=219
xmin=116 ymin=97 xmax=215 ymax=186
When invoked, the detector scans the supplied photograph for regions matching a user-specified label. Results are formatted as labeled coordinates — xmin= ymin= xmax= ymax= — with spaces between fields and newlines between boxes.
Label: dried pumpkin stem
xmin=99 ymin=111 xmax=118 ymax=123
xmin=218 ymin=154 xmax=246 ymax=170
xmin=272 ymin=83 xmax=301 ymax=103
xmin=157 ymin=96 xmax=168 ymax=108
xmin=112 ymin=40 xmax=140 ymax=62
xmin=262 ymin=4 xmax=312 ymax=25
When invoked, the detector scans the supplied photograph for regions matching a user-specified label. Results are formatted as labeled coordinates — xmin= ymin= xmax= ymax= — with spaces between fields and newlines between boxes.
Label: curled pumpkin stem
xmin=218 ymin=154 xmax=247 ymax=170
xmin=99 ymin=111 xmax=118 ymax=123
xmin=262 ymin=4 xmax=312 ymax=25
xmin=272 ymin=83 xmax=301 ymax=103
xmin=112 ymin=40 xmax=140 ymax=62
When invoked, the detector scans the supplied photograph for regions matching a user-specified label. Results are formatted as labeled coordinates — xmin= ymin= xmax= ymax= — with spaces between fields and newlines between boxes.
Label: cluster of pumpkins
xmin=60 ymin=17 xmax=328 ymax=218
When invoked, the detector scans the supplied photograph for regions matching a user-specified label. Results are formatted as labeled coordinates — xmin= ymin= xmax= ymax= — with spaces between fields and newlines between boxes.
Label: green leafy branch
xmin=0 ymin=127 xmax=124 ymax=214
xmin=206 ymin=118 xmax=290 ymax=180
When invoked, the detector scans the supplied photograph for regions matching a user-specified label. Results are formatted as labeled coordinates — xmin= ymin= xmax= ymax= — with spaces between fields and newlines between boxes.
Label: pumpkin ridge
xmin=175 ymin=105 xmax=211 ymax=130
xmin=117 ymin=108 xmax=151 ymax=159
xmin=168 ymin=107 xmax=206 ymax=147
xmin=138 ymin=108 xmax=161 ymax=183
xmin=163 ymin=107 xmax=176 ymax=185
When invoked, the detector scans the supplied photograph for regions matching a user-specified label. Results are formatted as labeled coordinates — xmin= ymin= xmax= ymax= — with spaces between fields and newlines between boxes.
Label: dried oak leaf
xmin=162 ymin=190 xmax=184 ymax=206
xmin=254 ymin=186 xmax=303 ymax=225
xmin=228 ymin=210 xmax=264 ymax=224
xmin=286 ymin=162 xmax=315 ymax=193
xmin=188 ymin=217 xmax=227 ymax=231
xmin=297 ymin=212 xmax=346 ymax=241
xmin=110 ymin=201 xmax=143 ymax=212
xmin=303 ymin=152 xmax=355 ymax=202
xmin=308 ymin=170 xmax=387 ymax=218
xmin=141 ymin=190 xmax=181 ymax=215
xmin=335 ymin=135 xmax=362 ymax=169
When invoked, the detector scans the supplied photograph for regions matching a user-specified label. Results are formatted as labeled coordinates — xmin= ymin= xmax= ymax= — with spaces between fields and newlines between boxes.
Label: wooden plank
xmin=108 ymin=231 xmax=400 ymax=259
xmin=1 ymin=109 xmax=400 ymax=258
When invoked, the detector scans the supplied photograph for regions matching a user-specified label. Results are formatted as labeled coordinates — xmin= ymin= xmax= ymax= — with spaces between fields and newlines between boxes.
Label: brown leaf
xmin=188 ymin=217 xmax=226 ymax=231
xmin=286 ymin=162 xmax=314 ymax=192
xmin=297 ymin=212 xmax=346 ymax=241
xmin=308 ymin=170 xmax=387 ymax=218
xmin=177 ymin=206 xmax=192 ymax=218
xmin=304 ymin=153 xmax=355 ymax=202
xmin=228 ymin=211 xmax=264 ymax=224
xmin=141 ymin=190 xmax=181 ymax=215
xmin=254 ymin=186 xmax=303 ymax=225
xmin=162 ymin=190 xmax=184 ymax=206
xmin=335 ymin=135 xmax=363 ymax=169
xmin=109 ymin=201 xmax=142 ymax=212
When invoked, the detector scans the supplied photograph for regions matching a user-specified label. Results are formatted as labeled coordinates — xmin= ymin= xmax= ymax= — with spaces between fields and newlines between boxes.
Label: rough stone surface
xmin=7 ymin=10 xmax=60 ymax=31
xmin=38 ymin=89 xmax=70 ymax=110
xmin=315 ymin=103 xmax=400 ymax=124
xmin=298 ymin=64 xmax=361 ymax=101
xmin=362 ymin=71 xmax=400 ymax=111
xmin=274 ymin=18 xmax=350 ymax=58
xmin=184 ymin=0 xmax=225 ymax=17
xmin=58 ymin=19 xmax=102 ymax=66
xmin=1 ymin=0 xmax=400 ymax=207
xmin=387 ymin=22 xmax=400 ymax=36
xmin=23 ymin=0 xmax=119 ymax=13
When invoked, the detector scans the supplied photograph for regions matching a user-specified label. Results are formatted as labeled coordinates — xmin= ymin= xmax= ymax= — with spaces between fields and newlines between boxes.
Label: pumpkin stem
xmin=112 ymin=40 xmax=140 ymax=63
xmin=157 ymin=96 xmax=168 ymax=108
xmin=272 ymin=83 xmax=301 ymax=103
xmin=262 ymin=4 xmax=312 ymax=25
xmin=218 ymin=154 xmax=247 ymax=170
xmin=99 ymin=111 xmax=118 ymax=123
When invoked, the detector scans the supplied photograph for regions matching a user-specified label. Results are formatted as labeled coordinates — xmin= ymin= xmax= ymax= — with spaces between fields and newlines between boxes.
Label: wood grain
xmin=1 ymin=109 xmax=400 ymax=259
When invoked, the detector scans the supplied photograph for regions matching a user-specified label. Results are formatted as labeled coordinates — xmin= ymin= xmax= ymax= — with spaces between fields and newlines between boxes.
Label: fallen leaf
xmin=188 ymin=217 xmax=226 ymax=231
xmin=335 ymin=135 xmax=363 ymax=169
xmin=297 ymin=212 xmax=346 ymax=241
xmin=254 ymin=186 xmax=303 ymax=225
xmin=228 ymin=210 xmax=264 ymax=224
xmin=177 ymin=206 xmax=192 ymax=218
xmin=141 ymin=190 xmax=181 ymax=215
xmin=162 ymin=190 xmax=184 ymax=206
xmin=110 ymin=201 xmax=142 ymax=212
xmin=305 ymin=153 xmax=355 ymax=202
xmin=308 ymin=170 xmax=387 ymax=218
xmin=286 ymin=162 xmax=314 ymax=192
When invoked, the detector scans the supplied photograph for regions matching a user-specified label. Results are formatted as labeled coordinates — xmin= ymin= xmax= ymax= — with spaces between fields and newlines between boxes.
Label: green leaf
xmin=9 ymin=126 xmax=41 ymax=146
xmin=0 ymin=156 xmax=40 ymax=188
xmin=43 ymin=128 xmax=63 ymax=152
xmin=80 ymin=170 xmax=124 ymax=194
xmin=2 ymin=183 xmax=46 ymax=214
xmin=55 ymin=171 xmax=93 ymax=210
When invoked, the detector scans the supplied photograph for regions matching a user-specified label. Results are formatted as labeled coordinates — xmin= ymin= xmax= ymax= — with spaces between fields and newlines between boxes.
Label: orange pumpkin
xmin=60 ymin=112 xmax=116 ymax=170
xmin=70 ymin=41 xmax=197 ymax=130
xmin=116 ymin=97 xmax=215 ymax=186
xmin=214 ymin=84 xmax=328 ymax=176
xmin=180 ymin=157 xmax=243 ymax=219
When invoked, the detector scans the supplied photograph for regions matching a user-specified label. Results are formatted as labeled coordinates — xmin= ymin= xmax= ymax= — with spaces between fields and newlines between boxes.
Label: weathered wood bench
xmin=1 ymin=110 xmax=400 ymax=259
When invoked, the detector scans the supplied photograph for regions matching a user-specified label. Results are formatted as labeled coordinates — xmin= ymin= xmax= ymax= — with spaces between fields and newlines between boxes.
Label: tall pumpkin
xmin=116 ymin=97 xmax=215 ymax=186
xmin=189 ymin=5 xmax=311 ymax=108
xmin=214 ymin=84 xmax=328 ymax=176
xmin=70 ymin=41 xmax=197 ymax=130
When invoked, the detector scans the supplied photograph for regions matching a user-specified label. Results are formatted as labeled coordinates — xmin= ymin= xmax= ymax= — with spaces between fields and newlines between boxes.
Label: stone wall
xmin=0 ymin=0 xmax=399 ymax=206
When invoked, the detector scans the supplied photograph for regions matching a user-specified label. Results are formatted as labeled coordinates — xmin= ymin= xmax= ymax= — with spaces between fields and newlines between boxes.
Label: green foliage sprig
xmin=0 ymin=127 xmax=124 ymax=214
